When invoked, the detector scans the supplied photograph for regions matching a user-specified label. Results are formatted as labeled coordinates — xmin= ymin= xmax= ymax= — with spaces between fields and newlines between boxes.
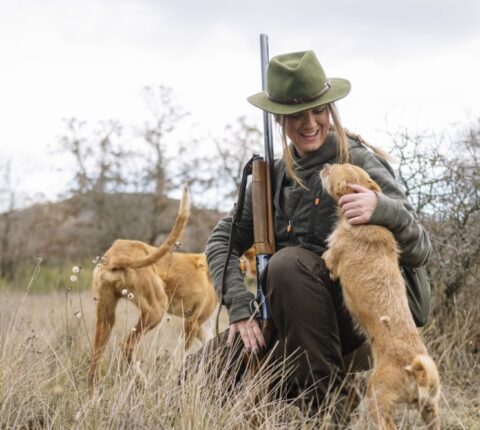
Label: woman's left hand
xmin=338 ymin=183 xmax=378 ymax=225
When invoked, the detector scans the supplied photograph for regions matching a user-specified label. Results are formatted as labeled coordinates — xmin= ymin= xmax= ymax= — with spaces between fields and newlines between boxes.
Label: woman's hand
xmin=227 ymin=317 xmax=266 ymax=352
xmin=338 ymin=183 xmax=378 ymax=225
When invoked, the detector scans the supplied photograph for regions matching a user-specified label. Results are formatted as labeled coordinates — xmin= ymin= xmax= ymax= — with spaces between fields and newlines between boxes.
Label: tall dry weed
xmin=0 ymin=269 xmax=478 ymax=429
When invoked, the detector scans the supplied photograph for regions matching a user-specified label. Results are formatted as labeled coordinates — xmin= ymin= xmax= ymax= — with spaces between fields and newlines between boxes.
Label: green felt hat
xmin=247 ymin=50 xmax=351 ymax=115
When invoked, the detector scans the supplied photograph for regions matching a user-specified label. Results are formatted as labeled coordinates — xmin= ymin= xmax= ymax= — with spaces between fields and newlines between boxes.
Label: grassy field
xmin=0 ymin=265 xmax=479 ymax=429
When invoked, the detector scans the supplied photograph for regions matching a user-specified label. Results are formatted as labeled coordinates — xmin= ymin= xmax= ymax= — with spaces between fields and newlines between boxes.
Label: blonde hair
xmin=277 ymin=103 xmax=392 ymax=188
xmin=278 ymin=115 xmax=305 ymax=188
xmin=328 ymin=103 xmax=350 ymax=164
xmin=342 ymin=127 xmax=394 ymax=162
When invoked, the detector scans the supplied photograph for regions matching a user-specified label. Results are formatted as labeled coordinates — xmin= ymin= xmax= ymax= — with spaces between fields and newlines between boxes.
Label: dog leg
xmin=121 ymin=309 xmax=165 ymax=364
xmin=365 ymin=377 xmax=398 ymax=430
xmin=121 ymin=292 xmax=167 ymax=362
xmin=322 ymin=249 xmax=340 ymax=280
xmin=88 ymin=292 xmax=119 ymax=393
xmin=183 ymin=317 xmax=202 ymax=351
xmin=121 ymin=275 xmax=168 ymax=363
xmin=200 ymin=305 xmax=218 ymax=342
xmin=181 ymin=309 xmax=217 ymax=356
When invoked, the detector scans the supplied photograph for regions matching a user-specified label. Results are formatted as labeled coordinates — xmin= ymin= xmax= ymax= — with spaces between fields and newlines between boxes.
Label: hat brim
xmin=247 ymin=78 xmax=351 ymax=115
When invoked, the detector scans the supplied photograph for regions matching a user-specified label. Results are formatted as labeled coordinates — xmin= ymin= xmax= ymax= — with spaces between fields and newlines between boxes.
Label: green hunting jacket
xmin=205 ymin=133 xmax=432 ymax=326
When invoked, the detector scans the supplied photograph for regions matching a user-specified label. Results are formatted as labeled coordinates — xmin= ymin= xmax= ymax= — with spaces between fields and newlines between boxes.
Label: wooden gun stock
xmin=252 ymin=157 xmax=276 ymax=255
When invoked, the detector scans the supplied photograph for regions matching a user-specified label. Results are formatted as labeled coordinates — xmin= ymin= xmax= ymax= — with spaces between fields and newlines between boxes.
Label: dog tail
xmin=109 ymin=182 xmax=191 ymax=269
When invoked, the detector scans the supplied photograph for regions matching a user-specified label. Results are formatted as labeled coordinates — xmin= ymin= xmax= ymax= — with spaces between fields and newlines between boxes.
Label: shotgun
xmin=215 ymin=35 xmax=276 ymax=346
xmin=251 ymin=34 xmax=276 ymax=327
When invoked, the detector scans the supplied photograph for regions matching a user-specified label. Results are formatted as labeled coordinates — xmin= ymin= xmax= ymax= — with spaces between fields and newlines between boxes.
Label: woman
xmin=205 ymin=51 xmax=431 ymax=410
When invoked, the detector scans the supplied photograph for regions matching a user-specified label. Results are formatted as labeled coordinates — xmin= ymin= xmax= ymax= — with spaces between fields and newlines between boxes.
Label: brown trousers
xmin=202 ymin=247 xmax=371 ymax=411
xmin=263 ymin=247 xmax=370 ymax=407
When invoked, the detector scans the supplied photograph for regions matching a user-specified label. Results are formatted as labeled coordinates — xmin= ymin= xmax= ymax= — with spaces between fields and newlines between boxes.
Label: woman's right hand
xmin=227 ymin=317 xmax=266 ymax=352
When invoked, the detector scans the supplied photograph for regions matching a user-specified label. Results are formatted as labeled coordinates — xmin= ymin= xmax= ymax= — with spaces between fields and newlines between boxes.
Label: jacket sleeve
xmin=205 ymin=183 xmax=256 ymax=324
xmin=350 ymin=147 xmax=432 ymax=268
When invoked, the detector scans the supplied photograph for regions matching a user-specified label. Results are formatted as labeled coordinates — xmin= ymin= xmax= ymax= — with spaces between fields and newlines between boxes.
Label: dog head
xmin=404 ymin=354 xmax=441 ymax=422
xmin=319 ymin=163 xmax=381 ymax=201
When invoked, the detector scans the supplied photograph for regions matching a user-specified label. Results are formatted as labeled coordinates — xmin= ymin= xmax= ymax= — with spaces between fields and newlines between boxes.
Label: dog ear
xmin=404 ymin=361 xmax=430 ymax=391
xmin=404 ymin=359 xmax=426 ymax=377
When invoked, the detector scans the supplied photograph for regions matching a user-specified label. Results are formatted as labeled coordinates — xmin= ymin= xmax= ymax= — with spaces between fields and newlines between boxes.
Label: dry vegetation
xmin=0 ymin=262 xmax=478 ymax=429
xmin=1 ymin=94 xmax=479 ymax=428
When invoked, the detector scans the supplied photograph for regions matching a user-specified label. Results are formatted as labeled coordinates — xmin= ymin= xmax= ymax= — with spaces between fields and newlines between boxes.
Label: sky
xmin=1 ymin=0 xmax=479 ymax=203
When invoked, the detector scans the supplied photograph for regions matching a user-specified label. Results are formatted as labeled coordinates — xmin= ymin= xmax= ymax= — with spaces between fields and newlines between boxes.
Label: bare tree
xmin=0 ymin=161 xmax=17 ymax=280
xmin=58 ymin=118 xmax=91 ymax=194
xmin=213 ymin=116 xmax=263 ymax=199
xmin=390 ymin=128 xmax=447 ymax=215
xmin=140 ymin=85 xmax=189 ymax=195
xmin=58 ymin=118 xmax=132 ymax=195
xmin=391 ymin=120 xmax=480 ymax=308
xmin=55 ymin=118 xmax=144 ymax=253
xmin=174 ymin=116 xmax=262 ymax=210
xmin=433 ymin=123 xmax=480 ymax=301
xmin=134 ymin=86 xmax=190 ymax=244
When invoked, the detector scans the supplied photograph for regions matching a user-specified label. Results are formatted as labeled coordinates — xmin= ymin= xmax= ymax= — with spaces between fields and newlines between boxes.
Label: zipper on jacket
xmin=307 ymin=194 xmax=321 ymax=243
xmin=287 ymin=220 xmax=292 ymax=233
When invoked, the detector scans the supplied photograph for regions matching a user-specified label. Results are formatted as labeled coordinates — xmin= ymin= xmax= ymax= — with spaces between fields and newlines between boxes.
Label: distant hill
xmin=0 ymin=192 xmax=224 ymax=272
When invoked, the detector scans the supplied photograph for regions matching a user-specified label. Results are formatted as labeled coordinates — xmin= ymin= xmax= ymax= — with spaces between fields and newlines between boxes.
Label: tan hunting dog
xmin=88 ymin=184 xmax=218 ymax=391
xmin=320 ymin=163 xmax=440 ymax=429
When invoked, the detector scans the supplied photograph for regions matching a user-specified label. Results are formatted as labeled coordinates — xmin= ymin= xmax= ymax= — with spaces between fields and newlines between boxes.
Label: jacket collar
xmin=289 ymin=132 xmax=338 ymax=178
xmin=274 ymin=132 xmax=339 ymax=206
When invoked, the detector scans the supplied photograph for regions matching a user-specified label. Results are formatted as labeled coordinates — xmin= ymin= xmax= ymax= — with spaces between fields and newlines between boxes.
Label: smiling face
xmin=284 ymin=105 xmax=330 ymax=157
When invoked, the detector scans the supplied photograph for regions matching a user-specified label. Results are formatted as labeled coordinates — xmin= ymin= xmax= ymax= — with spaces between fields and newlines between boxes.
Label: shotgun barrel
xmin=260 ymin=34 xmax=274 ymax=167
xmin=251 ymin=34 xmax=276 ymax=320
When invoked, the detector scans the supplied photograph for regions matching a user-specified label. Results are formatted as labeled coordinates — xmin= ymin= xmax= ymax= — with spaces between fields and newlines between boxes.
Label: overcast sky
xmin=1 ymin=0 xmax=479 ymax=201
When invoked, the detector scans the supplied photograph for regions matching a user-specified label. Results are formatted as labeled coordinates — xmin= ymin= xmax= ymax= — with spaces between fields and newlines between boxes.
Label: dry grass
xmin=0 ymin=268 xmax=479 ymax=429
